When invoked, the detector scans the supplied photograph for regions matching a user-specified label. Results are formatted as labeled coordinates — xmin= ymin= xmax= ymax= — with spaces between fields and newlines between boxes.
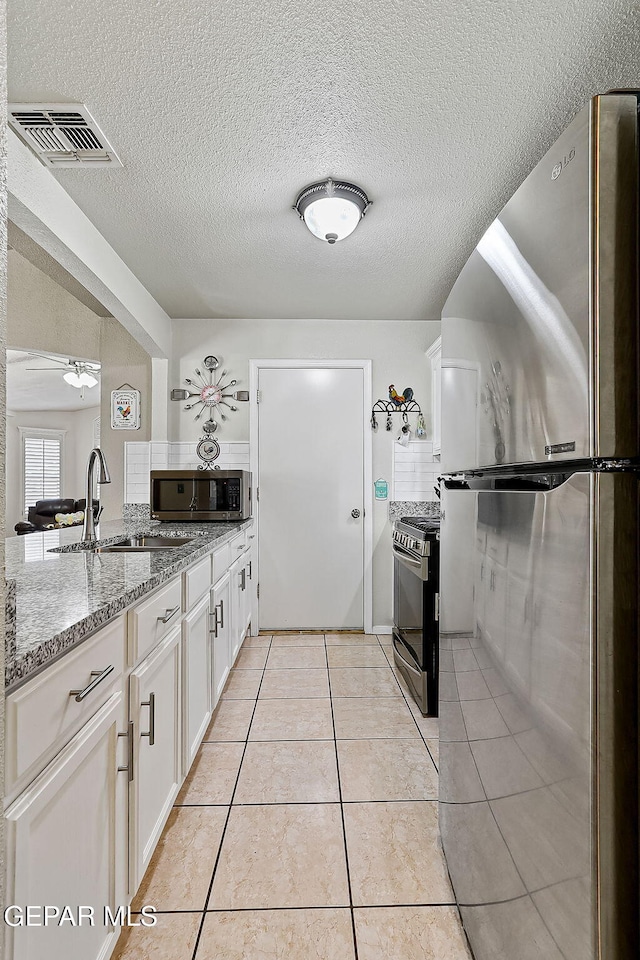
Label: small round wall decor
xmin=196 ymin=436 xmax=221 ymax=470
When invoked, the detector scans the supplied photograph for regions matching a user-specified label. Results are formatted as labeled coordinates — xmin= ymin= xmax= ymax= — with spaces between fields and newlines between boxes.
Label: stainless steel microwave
xmin=150 ymin=470 xmax=252 ymax=521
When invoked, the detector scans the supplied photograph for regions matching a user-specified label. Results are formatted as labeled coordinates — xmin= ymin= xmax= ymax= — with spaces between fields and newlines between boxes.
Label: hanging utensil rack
xmin=370 ymin=398 xmax=422 ymax=430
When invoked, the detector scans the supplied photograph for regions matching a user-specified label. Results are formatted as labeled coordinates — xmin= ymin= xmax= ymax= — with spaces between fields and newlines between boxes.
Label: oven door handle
xmin=392 ymin=544 xmax=422 ymax=567
xmin=392 ymin=543 xmax=428 ymax=580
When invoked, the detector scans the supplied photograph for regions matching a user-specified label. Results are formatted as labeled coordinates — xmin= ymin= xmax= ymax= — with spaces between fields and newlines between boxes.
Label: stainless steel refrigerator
xmin=439 ymin=92 xmax=639 ymax=960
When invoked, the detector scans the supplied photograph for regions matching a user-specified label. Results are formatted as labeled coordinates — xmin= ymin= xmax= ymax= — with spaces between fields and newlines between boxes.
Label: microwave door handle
xmin=189 ymin=479 xmax=198 ymax=512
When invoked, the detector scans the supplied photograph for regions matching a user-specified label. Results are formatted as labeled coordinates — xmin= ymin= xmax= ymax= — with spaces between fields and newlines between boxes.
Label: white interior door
xmin=258 ymin=365 xmax=365 ymax=630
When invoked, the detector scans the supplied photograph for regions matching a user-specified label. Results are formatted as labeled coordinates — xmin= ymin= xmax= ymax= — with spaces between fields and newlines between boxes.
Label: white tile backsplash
xmin=392 ymin=440 xmax=438 ymax=501
xmin=124 ymin=441 xmax=251 ymax=503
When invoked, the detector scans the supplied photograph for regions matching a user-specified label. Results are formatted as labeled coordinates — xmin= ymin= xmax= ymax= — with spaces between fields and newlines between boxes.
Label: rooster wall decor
xmin=370 ymin=385 xmax=422 ymax=431
xmin=389 ymin=385 xmax=414 ymax=406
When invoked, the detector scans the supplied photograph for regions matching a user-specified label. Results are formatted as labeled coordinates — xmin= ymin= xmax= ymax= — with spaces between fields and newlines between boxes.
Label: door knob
xmin=351 ymin=509 xmax=361 ymax=519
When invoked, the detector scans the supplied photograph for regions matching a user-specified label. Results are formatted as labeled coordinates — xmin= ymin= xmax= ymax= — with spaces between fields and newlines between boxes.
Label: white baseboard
xmin=373 ymin=625 xmax=393 ymax=635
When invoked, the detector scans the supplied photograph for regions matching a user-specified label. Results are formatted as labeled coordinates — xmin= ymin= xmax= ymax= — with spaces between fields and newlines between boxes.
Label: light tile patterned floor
xmin=112 ymin=634 xmax=472 ymax=960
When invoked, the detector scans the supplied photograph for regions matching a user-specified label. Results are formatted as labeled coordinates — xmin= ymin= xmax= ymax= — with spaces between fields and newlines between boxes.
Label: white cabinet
xmin=5 ymin=692 xmax=127 ymax=960
xmin=181 ymin=592 xmax=212 ymax=772
xmin=426 ymin=336 xmax=442 ymax=455
xmin=228 ymin=558 xmax=243 ymax=664
xmin=5 ymin=616 xmax=125 ymax=797
xmin=4 ymin=521 xmax=257 ymax=960
xmin=128 ymin=626 xmax=181 ymax=893
xmin=241 ymin=546 xmax=255 ymax=636
xmin=211 ymin=571 xmax=231 ymax=707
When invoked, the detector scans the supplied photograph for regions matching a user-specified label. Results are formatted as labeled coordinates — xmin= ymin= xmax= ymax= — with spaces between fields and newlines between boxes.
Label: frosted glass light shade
xmin=303 ymin=197 xmax=362 ymax=243
xmin=79 ymin=372 xmax=98 ymax=387
xmin=294 ymin=179 xmax=371 ymax=244
xmin=63 ymin=370 xmax=83 ymax=388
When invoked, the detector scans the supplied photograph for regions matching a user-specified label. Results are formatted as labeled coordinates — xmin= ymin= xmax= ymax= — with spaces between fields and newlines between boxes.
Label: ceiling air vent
xmin=7 ymin=103 xmax=122 ymax=168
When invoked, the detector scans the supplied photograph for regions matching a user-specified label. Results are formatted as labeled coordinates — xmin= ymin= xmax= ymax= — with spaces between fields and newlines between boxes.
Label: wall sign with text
xmin=111 ymin=388 xmax=141 ymax=430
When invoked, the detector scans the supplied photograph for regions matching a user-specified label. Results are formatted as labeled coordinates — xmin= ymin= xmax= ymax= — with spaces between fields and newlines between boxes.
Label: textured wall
xmin=7 ymin=249 xmax=101 ymax=359
xmin=99 ymin=318 xmax=152 ymax=521
xmin=171 ymin=318 xmax=440 ymax=627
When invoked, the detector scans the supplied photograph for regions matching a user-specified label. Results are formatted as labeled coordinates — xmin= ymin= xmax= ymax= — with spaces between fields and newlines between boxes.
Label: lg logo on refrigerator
xmin=551 ymin=148 xmax=576 ymax=180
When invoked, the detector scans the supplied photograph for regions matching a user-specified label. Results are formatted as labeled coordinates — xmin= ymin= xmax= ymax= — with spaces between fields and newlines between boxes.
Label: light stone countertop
xmin=5 ymin=517 xmax=252 ymax=692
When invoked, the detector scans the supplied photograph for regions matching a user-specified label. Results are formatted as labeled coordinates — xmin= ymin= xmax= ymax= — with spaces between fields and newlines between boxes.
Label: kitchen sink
xmin=92 ymin=536 xmax=194 ymax=553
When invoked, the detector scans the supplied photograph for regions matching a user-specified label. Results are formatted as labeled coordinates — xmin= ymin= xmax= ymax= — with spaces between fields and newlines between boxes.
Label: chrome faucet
xmin=82 ymin=448 xmax=111 ymax=541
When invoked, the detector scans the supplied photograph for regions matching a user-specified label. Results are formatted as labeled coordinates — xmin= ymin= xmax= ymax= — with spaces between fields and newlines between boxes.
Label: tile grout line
xmin=132 ymin=900 xmax=459 ymax=915
xmin=189 ymin=635 xmax=273 ymax=960
xmin=325 ymin=634 xmax=360 ymax=960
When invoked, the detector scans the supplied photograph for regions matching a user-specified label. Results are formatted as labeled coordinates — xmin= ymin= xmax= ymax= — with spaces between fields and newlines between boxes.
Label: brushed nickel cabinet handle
xmin=209 ymin=610 xmax=218 ymax=637
xmin=218 ymin=599 xmax=225 ymax=629
xmin=141 ymin=692 xmax=156 ymax=745
xmin=69 ymin=665 xmax=114 ymax=702
xmin=248 ymin=561 xmax=252 ymax=580
xmin=157 ymin=605 xmax=180 ymax=624
xmin=118 ymin=720 xmax=134 ymax=782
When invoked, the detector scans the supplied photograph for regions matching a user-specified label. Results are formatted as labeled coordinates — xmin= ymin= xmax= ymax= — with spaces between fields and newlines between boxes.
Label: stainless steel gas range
xmin=392 ymin=516 xmax=440 ymax=716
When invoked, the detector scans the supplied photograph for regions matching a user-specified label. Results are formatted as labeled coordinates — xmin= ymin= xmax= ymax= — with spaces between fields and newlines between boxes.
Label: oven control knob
xmin=351 ymin=509 xmax=361 ymax=519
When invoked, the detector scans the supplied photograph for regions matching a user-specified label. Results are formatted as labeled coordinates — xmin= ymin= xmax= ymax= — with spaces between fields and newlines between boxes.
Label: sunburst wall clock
xmin=171 ymin=355 xmax=249 ymax=434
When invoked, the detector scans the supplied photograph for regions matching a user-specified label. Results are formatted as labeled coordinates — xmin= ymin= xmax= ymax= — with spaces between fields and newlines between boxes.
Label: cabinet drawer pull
xmin=69 ymin=665 xmax=114 ymax=702
xmin=157 ymin=605 xmax=180 ymax=624
xmin=248 ymin=534 xmax=255 ymax=540
xmin=237 ymin=544 xmax=244 ymax=550
xmin=141 ymin=692 xmax=156 ymax=746
xmin=209 ymin=610 xmax=218 ymax=637
xmin=248 ymin=560 xmax=252 ymax=580
xmin=118 ymin=720 xmax=135 ymax=782
xmin=216 ymin=599 xmax=225 ymax=630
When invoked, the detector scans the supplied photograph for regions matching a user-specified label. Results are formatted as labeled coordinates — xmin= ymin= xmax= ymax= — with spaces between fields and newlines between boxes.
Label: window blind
xmin=24 ymin=436 xmax=62 ymax=514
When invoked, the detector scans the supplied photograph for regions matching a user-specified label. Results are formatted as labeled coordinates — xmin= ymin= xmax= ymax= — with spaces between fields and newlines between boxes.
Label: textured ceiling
xmin=7 ymin=0 xmax=640 ymax=321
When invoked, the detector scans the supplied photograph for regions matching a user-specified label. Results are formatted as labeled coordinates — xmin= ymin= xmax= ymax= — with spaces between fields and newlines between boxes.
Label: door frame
xmin=249 ymin=358 xmax=373 ymax=634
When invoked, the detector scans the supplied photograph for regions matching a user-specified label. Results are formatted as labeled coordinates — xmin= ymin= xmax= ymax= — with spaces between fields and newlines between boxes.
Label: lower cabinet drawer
xmin=183 ymin=555 xmax=212 ymax=610
xmin=229 ymin=531 xmax=247 ymax=559
xmin=5 ymin=617 xmax=126 ymax=793
xmin=128 ymin=576 xmax=182 ymax=665
xmin=212 ymin=541 xmax=231 ymax=581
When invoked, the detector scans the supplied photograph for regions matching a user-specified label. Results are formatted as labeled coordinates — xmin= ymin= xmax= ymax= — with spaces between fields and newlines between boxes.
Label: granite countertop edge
xmin=6 ymin=518 xmax=252 ymax=693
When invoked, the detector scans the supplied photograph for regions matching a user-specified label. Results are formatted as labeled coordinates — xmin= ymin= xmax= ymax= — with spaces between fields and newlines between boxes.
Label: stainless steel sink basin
xmin=93 ymin=536 xmax=194 ymax=553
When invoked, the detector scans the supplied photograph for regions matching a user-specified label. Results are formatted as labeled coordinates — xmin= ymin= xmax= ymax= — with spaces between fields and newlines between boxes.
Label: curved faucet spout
xmin=82 ymin=448 xmax=111 ymax=541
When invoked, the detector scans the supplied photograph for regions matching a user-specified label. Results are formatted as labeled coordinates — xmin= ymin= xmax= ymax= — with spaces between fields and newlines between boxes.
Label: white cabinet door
xmin=129 ymin=626 xmax=181 ymax=894
xmin=245 ymin=543 xmax=256 ymax=634
xmin=228 ymin=558 xmax=243 ymax=665
xmin=5 ymin=692 xmax=127 ymax=960
xmin=211 ymin=572 xmax=231 ymax=707
xmin=182 ymin=592 xmax=212 ymax=772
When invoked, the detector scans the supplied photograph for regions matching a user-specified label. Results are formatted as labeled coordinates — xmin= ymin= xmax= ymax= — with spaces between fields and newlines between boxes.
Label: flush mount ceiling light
xmin=294 ymin=178 xmax=371 ymax=244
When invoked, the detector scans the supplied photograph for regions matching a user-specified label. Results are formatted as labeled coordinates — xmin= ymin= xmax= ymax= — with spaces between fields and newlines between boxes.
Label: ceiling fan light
xmin=63 ymin=370 xmax=83 ymax=388
xmin=294 ymin=179 xmax=371 ymax=244
xmin=79 ymin=372 xmax=98 ymax=387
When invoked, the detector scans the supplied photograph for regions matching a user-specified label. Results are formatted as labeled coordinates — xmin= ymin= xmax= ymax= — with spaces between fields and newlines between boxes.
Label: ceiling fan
xmin=23 ymin=353 xmax=101 ymax=394
xmin=24 ymin=353 xmax=100 ymax=383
